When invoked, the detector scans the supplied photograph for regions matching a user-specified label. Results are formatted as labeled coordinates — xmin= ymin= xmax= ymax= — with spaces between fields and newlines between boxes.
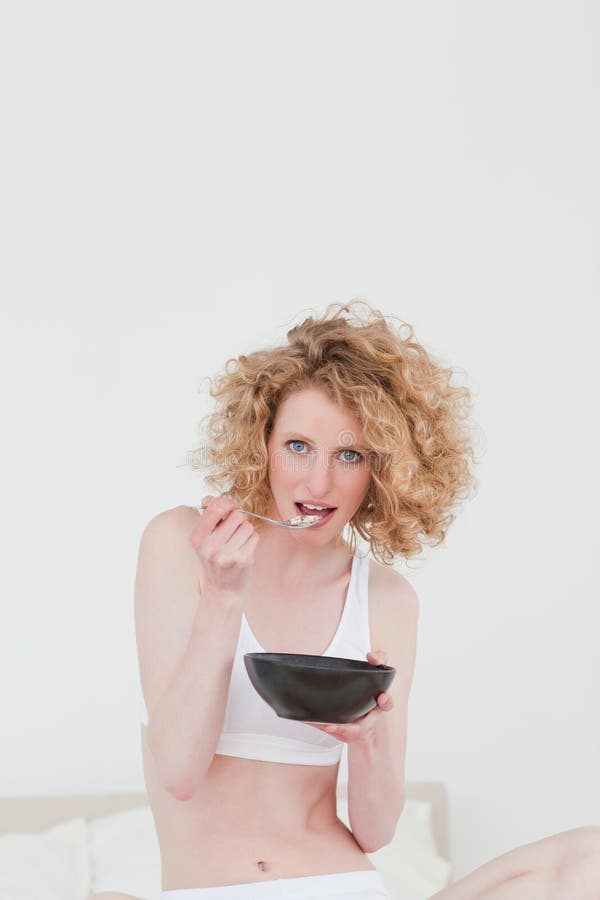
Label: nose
xmin=302 ymin=448 xmax=335 ymax=499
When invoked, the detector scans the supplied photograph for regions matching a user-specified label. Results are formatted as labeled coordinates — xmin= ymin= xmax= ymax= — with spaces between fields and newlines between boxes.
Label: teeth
xmin=301 ymin=503 xmax=329 ymax=510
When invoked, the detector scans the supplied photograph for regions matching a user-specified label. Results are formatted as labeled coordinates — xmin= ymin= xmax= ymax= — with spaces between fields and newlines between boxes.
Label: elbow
xmin=148 ymin=729 xmax=206 ymax=801
xmin=167 ymin=784 xmax=197 ymax=802
xmin=163 ymin=767 xmax=205 ymax=802
xmin=396 ymin=793 xmax=406 ymax=820
xmin=164 ymin=768 xmax=203 ymax=801
xmin=163 ymin=759 xmax=215 ymax=801
xmin=359 ymin=834 xmax=393 ymax=854
xmin=148 ymin=738 xmax=183 ymax=799
xmin=358 ymin=797 xmax=405 ymax=854
xmin=156 ymin=761 xmax=201 ymax=802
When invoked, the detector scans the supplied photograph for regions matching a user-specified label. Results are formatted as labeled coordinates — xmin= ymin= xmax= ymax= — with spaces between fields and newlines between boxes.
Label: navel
xmin=257 ymin=860 xmax=268 ymax=871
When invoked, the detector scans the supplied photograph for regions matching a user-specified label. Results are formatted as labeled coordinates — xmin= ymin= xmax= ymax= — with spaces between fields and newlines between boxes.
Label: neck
xmin=252 ymin=520 xmax=351 ymax=592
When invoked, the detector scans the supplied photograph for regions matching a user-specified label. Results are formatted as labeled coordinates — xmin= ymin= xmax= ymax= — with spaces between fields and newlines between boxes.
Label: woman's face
xmin=266 ymin=387 xmax=372 ymax=536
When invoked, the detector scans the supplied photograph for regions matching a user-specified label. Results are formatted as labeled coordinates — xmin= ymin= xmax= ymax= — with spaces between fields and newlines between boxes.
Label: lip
xmin=295 ymin=500 xmax=337 ymax=509
xmin=295 ymin=502 xmax=337 ymax=527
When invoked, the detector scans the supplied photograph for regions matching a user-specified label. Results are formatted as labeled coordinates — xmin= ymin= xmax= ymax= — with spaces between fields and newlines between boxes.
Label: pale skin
xmin=90 ymin=388 xmax=600 ymax=899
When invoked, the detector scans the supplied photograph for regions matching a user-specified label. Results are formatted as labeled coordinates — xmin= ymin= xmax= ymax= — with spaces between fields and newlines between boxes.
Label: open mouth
xmin=295 ymin=502 xmax=337 ymax=524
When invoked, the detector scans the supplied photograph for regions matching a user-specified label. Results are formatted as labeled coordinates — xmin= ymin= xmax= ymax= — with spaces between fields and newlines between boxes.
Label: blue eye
xmin=340 ymin=449 xmax=362 ymax=463
xmin=287 ymin=440 xmax=308 ymax=454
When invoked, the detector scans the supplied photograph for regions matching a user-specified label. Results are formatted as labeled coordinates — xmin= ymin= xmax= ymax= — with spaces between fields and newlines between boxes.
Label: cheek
xmin=268 ymin=453 xmax=296 ymax=489
xmin=275 ymin=470 xmax=296 ymax=491
xmin=358 ymin=473 xmax=372 ymax=502
xmin=340 ymin=469 xmax=371 ymax=502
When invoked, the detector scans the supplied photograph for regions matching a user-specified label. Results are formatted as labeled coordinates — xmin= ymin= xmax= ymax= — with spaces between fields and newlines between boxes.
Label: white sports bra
xmin=139 ymin=550 xmax=372 ymax=766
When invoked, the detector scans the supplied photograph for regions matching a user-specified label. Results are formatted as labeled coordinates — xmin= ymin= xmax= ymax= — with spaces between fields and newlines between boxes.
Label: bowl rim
xmin=243 ymin=651 xmax=395 ymax=672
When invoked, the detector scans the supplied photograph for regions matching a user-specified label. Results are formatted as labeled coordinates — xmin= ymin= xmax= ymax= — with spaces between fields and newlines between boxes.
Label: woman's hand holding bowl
xmin=304 ymin=649 xmax=394 ymax=745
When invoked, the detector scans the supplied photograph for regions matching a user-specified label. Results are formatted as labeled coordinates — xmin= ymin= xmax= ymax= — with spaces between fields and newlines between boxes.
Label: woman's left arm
xmin=307 ymin=573 xmax=419 ymax=853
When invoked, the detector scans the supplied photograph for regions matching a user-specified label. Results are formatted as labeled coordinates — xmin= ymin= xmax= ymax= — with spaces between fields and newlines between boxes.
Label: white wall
xmin=1 ymin=0 xmax=597 ymax=882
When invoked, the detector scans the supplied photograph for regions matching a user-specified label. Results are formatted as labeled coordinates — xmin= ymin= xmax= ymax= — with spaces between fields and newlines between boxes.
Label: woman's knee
xmin=555 ymin=826 xmax=600 ymax=866
xmin=553 ymin=831 xmax=600 ymax=899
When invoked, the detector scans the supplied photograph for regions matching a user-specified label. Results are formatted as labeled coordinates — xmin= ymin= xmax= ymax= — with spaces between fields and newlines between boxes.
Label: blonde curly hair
xmin=186 ymin=299 xmax=483 ymax=567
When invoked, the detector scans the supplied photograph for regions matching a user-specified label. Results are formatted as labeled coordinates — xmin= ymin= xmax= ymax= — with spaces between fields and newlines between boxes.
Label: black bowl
xmin=243 ymin=652 xmax=396 ymax=724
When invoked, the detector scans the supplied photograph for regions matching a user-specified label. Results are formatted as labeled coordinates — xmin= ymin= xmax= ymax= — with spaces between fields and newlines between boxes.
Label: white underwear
xmin=161 ymin=868 xmax=396 ymax=899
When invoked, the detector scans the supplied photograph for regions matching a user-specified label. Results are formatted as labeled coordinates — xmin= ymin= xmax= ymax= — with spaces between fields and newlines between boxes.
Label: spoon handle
xmin=194 ymin=505 xmax=317 ymax=529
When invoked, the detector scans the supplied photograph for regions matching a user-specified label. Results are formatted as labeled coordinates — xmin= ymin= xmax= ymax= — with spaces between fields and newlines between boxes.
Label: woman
xmin=91 ymin=301 xmax=600 ymax=900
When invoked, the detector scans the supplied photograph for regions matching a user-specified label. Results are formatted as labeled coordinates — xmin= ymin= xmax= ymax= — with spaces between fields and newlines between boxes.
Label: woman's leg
xmin=428 ymin=826 xmax=600 ymax=900
xmin=472 ymin=869 xmax=560 ymax=900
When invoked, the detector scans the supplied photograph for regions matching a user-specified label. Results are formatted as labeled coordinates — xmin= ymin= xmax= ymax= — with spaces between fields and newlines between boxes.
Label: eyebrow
xmin=280 ymin=432 xmax=368 ymax=451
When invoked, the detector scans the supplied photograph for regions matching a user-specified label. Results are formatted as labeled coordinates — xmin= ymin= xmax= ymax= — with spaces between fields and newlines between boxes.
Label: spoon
xmin=193 ymin=504 xmax=323 ymax=529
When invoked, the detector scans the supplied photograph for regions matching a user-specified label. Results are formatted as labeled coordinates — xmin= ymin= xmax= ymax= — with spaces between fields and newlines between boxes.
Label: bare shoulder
xmin=368 ymin=558 xmax=419 ymax=655
xmin=135 ymin=504 xmax=203 ymax=615
xmin=369 ymin=558 xmax=419 ymax=616
xmin=138 ymin=504 xmax=203 ymax=558
xmin=140 ymin=503 xmax=201 ymax=536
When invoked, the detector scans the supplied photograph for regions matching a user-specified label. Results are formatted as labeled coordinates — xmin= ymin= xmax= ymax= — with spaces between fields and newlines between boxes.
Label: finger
xmin=190 ymin=498 xmax=239 ymax=550
xmin=192 ymin=496 xmax=214 ymax=516
xmin=202 ymin=497 xmax=239 ymax=533
xmin=313 ymin=722 xmax=346 ymax=740
xmin=196 ymin=495 xmax=229 ymax=521
xmin=377 ymin=692 xmax=394 ymax=709
xmin=367 ymin=649 xmax=388 ymax=665
xmin=235 ymin=528 xmax=260 ymax=557
xmin=220 ymin=518 xmax=255 ymax=553
xmin=323 ymin=723 xmax=360 ymax=743
xmin=211 ymin=507 xmax=252 ymax=545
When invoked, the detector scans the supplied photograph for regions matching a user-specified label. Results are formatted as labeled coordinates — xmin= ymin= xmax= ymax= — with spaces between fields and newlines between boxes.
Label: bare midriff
xmin=141 ymin=727 xmax=374 ymax=890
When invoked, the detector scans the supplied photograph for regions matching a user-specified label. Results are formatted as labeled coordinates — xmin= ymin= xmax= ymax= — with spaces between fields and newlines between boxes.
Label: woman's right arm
xmin=134 ymin=496 xmax=259 ymax=800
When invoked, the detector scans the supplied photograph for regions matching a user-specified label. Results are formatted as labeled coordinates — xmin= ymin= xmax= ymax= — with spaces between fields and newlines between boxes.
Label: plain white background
xmin=1 ymin=0 xmax=598 ymax=882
